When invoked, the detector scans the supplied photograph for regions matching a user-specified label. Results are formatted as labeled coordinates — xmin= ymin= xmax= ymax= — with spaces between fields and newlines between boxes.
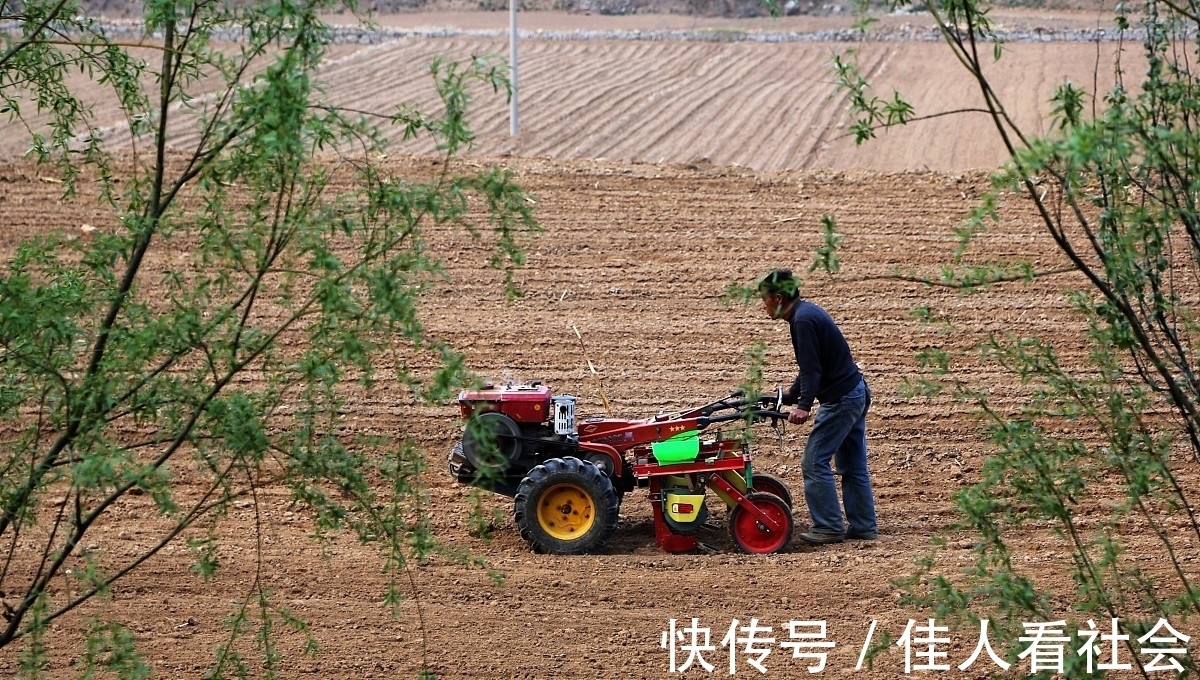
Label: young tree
xmin=0 ymin=0 xmax=534 ymax=675
xmin=838 ymin=0 xmax=1200 ymax=674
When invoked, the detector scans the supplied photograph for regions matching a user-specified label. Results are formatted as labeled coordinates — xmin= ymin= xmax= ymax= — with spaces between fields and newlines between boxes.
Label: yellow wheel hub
xmin=537 ymin=483 xmax=596 ymax=541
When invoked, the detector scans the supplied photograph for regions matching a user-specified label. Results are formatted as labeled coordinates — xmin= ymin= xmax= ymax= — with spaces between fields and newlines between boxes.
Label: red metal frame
xmin=630 ymin=449 xmax=789 ymax=553
xmin=578 ymin=416 xmax=704 ymax=451
xmin=706 ymin=470 xmax=786 ymax=533
xmin=580 ymin=417 xmax=782 ymax=554
xmin=630 ymin=451 xmax=747 ymax=479
xmin=578 ymin=416 xmax=738 ymax=483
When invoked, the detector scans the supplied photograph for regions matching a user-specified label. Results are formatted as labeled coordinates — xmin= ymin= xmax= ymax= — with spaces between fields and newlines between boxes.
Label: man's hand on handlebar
xmin=788 ymin=408 xmax=810 ymax=425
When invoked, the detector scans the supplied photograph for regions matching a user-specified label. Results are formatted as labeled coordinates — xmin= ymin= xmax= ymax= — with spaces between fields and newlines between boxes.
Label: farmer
xmin=757 ymin=268 xmax=877 ymax=544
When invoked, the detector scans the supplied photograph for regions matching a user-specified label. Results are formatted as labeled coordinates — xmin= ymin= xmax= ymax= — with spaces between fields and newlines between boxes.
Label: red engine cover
xmin=458 ymin=384 xmax=551 ymax=424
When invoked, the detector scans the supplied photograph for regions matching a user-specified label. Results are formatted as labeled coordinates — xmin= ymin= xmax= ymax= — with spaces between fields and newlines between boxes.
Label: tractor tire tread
xmin=514 ymin=456 xmax=619 ymax=555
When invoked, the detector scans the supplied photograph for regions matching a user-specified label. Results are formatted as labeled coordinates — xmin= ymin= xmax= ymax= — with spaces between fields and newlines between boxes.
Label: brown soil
xmin=2 ymin=8 xmax=1194 ymax=679
xmin=0 ymin=8 xmax=1135 ymax=173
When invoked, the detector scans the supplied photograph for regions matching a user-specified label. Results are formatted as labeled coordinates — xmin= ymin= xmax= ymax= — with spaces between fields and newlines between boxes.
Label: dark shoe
xmin=798 ymin=531 xmax=845 ymax=545
xmin=846 ymin=531 xmax=878 ymax=541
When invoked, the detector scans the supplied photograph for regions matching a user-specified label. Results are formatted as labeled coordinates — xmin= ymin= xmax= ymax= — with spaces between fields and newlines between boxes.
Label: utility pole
xmin=509 ymin=0 xmax=519 ymax=136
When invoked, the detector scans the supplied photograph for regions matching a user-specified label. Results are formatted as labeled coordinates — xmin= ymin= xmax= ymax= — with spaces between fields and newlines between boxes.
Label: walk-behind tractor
xmin=447 ymin=382 xmax=796 ymax=555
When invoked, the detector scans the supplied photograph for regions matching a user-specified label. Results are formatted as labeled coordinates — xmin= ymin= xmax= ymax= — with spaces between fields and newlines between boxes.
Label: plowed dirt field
xmin=3 ymin=7 xmax=1193 ymax=680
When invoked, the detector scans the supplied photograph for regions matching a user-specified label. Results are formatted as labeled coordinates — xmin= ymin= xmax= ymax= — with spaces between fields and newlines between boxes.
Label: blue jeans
xmin=801 ymin=378 xmax=876 ymax=536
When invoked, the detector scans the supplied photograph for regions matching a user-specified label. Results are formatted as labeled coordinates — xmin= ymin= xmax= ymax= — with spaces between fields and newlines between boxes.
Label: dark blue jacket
xmin=787 ymin=300 xmax=862 ymax=411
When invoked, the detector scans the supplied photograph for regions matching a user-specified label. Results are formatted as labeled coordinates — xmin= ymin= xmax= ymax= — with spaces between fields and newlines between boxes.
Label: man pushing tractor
xmin=447 ymin=268 xmax=877 ymax=554
xmin=756 ymin=268 xmax=878 ymax=545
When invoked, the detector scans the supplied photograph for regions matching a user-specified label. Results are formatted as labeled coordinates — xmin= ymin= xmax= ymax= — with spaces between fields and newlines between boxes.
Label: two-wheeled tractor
xmin=448 ymin=383 xmax=795 ymax=554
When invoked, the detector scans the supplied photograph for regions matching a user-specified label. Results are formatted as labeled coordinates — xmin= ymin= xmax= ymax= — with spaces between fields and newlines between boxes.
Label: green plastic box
xmin=652 ymin=431 xmax=700 ymax=464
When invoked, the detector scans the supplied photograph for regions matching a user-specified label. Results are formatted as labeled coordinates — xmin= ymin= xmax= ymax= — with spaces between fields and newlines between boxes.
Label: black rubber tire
xmin=462 ymin=412 xmax=521 ymax=474
xmin=514 ymin=457 xmax=620 ymax=554
xmin=728 ymin=492 xmax=793 ymax=554
xmin=749 ymin=473 xmax=794 ymax=509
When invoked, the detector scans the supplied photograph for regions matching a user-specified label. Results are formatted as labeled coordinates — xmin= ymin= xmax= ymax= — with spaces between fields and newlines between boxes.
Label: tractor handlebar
xmin=695 ymin=391 xmax=748 ymax=417
xmin=696 ymin=408 xmax=789 ymax=430
xmin=679 ymin=389 xmax=797 ymax=423
xmin=697 ymin=389 xmax=786 ymax=414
